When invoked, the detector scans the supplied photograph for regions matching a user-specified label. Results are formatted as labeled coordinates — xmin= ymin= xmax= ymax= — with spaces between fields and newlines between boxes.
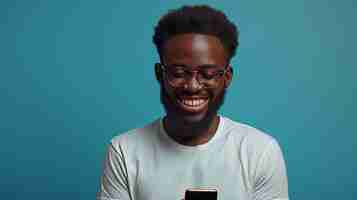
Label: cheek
xmin=162 ymin=82 xmax=177 ymax=99
xmin=210 ymin=86 xmax=224 ymax=98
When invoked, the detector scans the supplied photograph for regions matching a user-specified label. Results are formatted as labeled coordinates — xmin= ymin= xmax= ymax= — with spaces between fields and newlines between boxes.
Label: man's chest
xmin=131 ymin=146 xmax=251 ymax=200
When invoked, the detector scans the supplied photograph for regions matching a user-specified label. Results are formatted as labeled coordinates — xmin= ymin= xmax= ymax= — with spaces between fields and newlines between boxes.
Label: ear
xmin=224 ymin=65 xmax=233 ymax=88
xmin=155 ymin=63 xmax=163 ymax=83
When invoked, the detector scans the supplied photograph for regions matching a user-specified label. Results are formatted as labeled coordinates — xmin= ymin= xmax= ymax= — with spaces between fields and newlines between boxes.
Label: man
xmin=97 ymin=5 xmax=289 ymax=200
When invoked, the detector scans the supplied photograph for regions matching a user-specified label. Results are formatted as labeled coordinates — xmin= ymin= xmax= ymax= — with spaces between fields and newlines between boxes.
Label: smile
xmin=177 ymin=97 xmax=209 ymax=112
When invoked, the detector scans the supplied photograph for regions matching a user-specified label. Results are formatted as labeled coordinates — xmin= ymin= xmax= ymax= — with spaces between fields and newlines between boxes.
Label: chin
xmin=180 ymin=111 xmax=211 ymax=124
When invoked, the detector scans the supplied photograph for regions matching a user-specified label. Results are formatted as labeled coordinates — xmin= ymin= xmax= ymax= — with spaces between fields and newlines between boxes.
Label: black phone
xmin=184 ymin=188 xmax=218 ymax=200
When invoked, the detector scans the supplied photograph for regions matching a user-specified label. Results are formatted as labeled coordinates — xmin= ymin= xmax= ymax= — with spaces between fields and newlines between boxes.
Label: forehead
xmin=162 ymin=33 xmax=227 ymax=67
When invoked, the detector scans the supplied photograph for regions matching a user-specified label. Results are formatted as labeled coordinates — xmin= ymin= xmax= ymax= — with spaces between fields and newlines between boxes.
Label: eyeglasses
xmin=158 ymin=63 xmax=229 ymax=88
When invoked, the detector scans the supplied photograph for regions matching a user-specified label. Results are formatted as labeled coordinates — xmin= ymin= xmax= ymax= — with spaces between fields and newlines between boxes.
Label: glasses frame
xmin=158 ymin=63 xmax=230 ymax=89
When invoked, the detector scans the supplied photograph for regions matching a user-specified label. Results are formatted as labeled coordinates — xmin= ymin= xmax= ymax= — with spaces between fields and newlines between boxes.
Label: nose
xmin=183 ymin=72 xmax=203 ymax=91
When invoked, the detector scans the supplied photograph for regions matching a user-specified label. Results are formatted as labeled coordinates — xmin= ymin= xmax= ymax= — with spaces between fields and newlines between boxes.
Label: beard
xmin=160 ymin=84 xmax=226 ymax=132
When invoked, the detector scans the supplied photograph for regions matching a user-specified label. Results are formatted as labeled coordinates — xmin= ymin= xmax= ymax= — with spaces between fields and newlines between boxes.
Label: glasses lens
xmin=163 ymin=64 xmax=226 ymax=88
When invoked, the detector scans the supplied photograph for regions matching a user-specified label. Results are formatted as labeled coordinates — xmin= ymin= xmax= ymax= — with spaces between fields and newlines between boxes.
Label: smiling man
xmin=97 ymin=5 xmax=289 ymax=200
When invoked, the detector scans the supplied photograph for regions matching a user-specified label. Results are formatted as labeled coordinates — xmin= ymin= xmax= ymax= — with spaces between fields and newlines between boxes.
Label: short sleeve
xmin=252 ymin=139 xmax=289 ymax=200
xmin=97 ymin=143 xmax=133 ymax=200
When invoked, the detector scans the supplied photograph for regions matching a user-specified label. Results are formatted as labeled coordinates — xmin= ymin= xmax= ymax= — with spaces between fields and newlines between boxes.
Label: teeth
xmin=181 ymin=99 xmax=207 ymax=107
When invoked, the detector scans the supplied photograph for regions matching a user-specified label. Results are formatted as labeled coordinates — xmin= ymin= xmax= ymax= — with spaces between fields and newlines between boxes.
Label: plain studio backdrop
xmin=1 ymin=0 xmax=356 ymax=199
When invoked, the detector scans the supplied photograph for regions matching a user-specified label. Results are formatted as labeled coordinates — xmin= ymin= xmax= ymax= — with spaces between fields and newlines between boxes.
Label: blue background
xmin=1 ymin=0 xmax=356 ymax=199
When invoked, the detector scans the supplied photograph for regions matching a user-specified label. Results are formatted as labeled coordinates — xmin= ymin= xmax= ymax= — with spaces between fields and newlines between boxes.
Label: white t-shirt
xmin=97 ymin=116 xmax=289 ymax=200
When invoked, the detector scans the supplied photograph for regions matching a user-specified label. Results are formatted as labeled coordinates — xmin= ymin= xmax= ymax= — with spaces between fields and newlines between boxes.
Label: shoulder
xmin=222 ymin=116 xmax=276 ymax=145
xmin=110 ymin=119 xmax=161 ymax=153
xmin=220 ymin=116 xmax=281 ymax=157
xmin=221 ymin=117 xmax=288 ymax=190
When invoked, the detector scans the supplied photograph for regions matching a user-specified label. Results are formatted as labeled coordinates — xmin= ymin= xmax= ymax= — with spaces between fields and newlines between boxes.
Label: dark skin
xmin=155 ymin=33 xmax=233 ymax=146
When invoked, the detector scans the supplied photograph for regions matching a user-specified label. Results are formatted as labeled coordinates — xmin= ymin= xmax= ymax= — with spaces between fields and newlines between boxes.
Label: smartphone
xmin=184 ymin=188 xmax=218 ymax=200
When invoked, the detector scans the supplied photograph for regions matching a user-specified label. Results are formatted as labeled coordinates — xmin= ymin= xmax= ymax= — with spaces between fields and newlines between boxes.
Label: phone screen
xmin=184 ymin=188 xmax=217 ymax=200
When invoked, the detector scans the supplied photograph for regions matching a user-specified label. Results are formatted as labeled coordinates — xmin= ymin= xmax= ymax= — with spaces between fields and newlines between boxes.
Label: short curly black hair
xmin=153 ymin=5 xmax=239 ymax=61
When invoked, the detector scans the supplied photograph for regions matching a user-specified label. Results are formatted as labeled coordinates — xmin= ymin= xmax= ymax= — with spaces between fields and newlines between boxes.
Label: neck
xmin=163 ymin=114 xmax=220 ymax=146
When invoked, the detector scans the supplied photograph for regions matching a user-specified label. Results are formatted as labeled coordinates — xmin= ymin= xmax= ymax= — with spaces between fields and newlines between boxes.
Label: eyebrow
xmin=169 ymin=63 xmax=220 ymax=69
